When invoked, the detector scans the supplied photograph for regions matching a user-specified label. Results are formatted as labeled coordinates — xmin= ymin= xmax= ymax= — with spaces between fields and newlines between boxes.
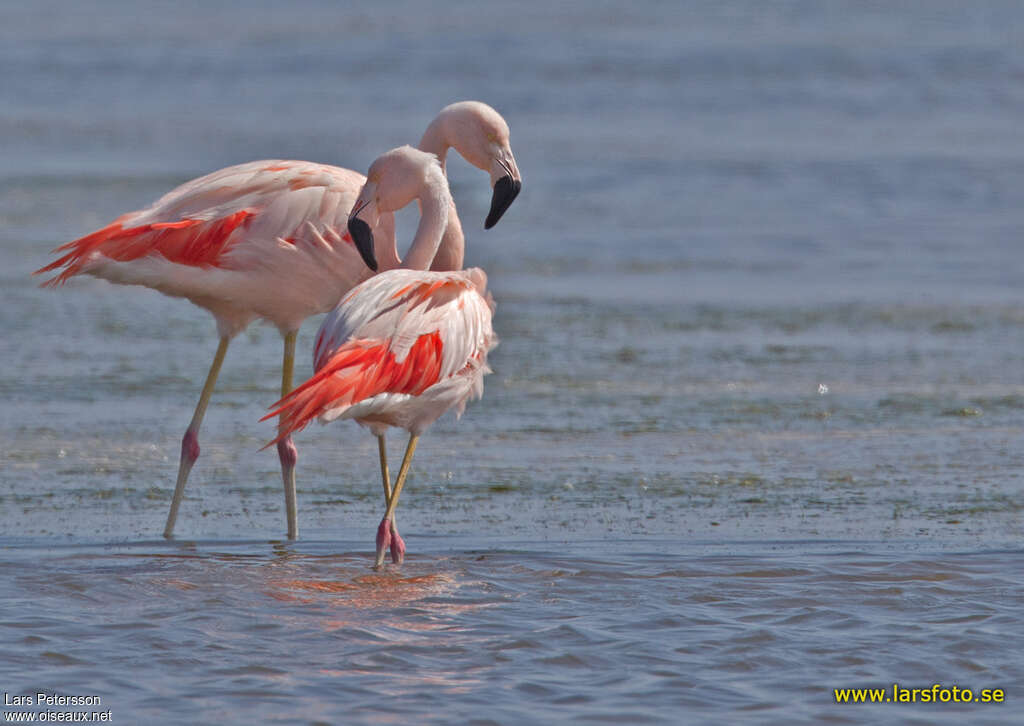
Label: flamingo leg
xmin=374 ymin=434 xmax=419 ymax=568
xmin=377 ymin=432 xmax=393 ymax=501
xmin=375 ymin=433 xmax=405 ymax=563
xmin=163 ymin=336 xmax=230 ymax=539
xmin=278 ymin=330 xmax=299 ymax=540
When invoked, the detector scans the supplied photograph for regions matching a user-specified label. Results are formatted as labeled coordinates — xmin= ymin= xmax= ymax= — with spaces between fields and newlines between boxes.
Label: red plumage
xmin=263 ymin=331 xmax=444 ymax=445
xmin=37 ymin=210 xmax=256 ymax=286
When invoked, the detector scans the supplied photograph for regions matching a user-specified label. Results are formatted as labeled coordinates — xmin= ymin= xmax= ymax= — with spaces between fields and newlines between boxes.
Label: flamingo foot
xmin=374 ymin=518 xmax=391 ymax=568
xmin=389 ymin=521 xmax=406 ymax=564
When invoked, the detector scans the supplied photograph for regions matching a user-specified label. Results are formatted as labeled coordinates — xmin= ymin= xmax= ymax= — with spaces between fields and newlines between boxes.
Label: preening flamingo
xmin=35 ymin=101 xmax=520 ymax=540
xmin=264 ymin=146 xmax=497 ymax=567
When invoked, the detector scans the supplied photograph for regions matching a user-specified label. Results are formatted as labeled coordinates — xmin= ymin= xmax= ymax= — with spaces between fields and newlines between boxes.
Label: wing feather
xmin=265 ymin=268 xmax=495 ymax=443
xmin=35 ymin=160 xmax=366 ymax=285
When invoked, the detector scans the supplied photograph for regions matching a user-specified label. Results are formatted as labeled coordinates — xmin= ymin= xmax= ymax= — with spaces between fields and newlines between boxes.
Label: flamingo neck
xmin=430 ymin=198 xmax=464 ymax=272
xmin=418 ymin=120 xmax=450 ymax=171
xmin=419 ymin=119 xmax=464 ymax=271
xmin=401 ymin=177 xmax=451 ymax=271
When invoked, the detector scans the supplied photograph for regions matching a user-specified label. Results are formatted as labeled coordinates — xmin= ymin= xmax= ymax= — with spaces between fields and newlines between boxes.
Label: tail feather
xmin=35 ymin=216 xmax=134 ymax=286
xmin=35 ymin=210 xmax=254 ymax=285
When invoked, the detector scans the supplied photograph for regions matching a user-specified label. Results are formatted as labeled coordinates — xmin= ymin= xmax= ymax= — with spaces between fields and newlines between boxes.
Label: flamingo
xmin=264 ymin=146 xmax=497 ymax=567
xmin=35 ymin=101 xmax=520 ymax=540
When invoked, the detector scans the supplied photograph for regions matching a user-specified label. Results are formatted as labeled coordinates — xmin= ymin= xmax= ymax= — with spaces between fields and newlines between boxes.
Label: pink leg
xmin=374 ymin=435 xmax=419 ymax=568
xmin=375 ymin=433 xmax=406 ymax=565
xmin=164 ymin=428 xmax=201 ymax=537
xmin=182 ymin=428 xmax=200 ymax=463
xmin=163 ymin=337 xmax=230 ymax=539
xmin=279 ymin=331 xmax=299 ymax=540
xmin=277 ymin=436 xmax=298 ymax=539
xmin=390 ymin=520 xmax=406 ymax=564
xmin=376 ymin=518 xmax=392 ymax=557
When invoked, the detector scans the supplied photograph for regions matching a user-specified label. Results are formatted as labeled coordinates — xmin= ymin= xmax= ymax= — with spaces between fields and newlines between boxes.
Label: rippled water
xmin=3 ymin=540 xmax=1022 ymax=725
xmin=3 ymin=1 xmax=1024 ymax=724
xmin=2 ymin=541 xmax=1020 ymax=725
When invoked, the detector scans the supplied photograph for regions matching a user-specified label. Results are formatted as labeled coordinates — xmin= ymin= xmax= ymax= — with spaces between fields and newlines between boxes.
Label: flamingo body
xmin=37 ymin=160 xmax=397 ymax=337
xmin=268 ymin=268 xmax=496 ymax=439
xmin=265 ymin=267 xmax=495 ymax=567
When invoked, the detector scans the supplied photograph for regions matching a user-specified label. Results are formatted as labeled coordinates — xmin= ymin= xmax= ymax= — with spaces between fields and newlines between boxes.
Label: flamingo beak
xmin=485 ymin=175 xmax=522 ymax=229
xmin=348 ymin=212 xmax=378 ymax=272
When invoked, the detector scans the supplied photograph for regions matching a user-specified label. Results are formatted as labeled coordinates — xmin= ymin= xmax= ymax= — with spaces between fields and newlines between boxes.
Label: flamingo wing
xmin=264 ymin=269 xmax=495 ymax=442
xmin=35 ymin=160 xmax=367 ymax=285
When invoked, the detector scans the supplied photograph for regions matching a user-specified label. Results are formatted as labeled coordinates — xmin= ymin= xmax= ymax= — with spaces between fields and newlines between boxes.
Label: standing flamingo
xmin=35 ymin=101 xmax=520 ymax=540
xmin=264 ymin=146 xmax=497 ymax=567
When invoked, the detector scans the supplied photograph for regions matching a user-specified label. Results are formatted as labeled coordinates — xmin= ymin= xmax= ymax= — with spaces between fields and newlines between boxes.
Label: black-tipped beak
xmin=484 ymin=175 xmax=521 ymax=229
xmin=348 ymin=217 xmax=377 ymax=272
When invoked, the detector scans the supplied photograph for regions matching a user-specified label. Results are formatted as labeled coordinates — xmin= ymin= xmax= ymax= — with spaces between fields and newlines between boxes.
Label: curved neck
xmin=418 ymin=119 xmax=450 ymax=171
xmin=430 ymin=198 xmax=464 ymax=271
xmin=419 ymin=117 xmax=464 ymax=270
xmin=372 ymin=213 xmax=401 ymax=272
xmin=401 ymin=180 xmax=451 ymax=271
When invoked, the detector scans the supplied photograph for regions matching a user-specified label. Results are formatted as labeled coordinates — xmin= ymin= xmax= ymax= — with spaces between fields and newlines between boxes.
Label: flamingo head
xmin=348 ymin=146 xmax=448 ymax=272
xmin=426 ymin=101 xmax=523 ymax=229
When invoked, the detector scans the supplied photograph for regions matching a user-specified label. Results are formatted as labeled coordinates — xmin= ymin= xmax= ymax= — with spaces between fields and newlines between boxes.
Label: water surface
xmin=2 ymin=1 xmax=1023 ymax=724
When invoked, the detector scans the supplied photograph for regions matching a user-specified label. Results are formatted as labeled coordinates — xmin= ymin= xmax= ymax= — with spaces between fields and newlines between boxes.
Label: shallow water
xmin=2 ymin=1 xmax=1024 ymax=724
xmin=3 ymin=540 xmax=1021 ymax=725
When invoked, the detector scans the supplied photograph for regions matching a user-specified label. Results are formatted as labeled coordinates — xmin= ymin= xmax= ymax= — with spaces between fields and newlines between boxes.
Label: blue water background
xmin=2 ymin=2 xmax=1024 ymax=724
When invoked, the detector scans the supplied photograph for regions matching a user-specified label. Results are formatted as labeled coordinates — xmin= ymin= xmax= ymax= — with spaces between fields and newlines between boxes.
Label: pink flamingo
xmin=264 ymin=146 xmax=497 ymax=567
xmin=35 ymin=101 xmax=520 ymax=540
